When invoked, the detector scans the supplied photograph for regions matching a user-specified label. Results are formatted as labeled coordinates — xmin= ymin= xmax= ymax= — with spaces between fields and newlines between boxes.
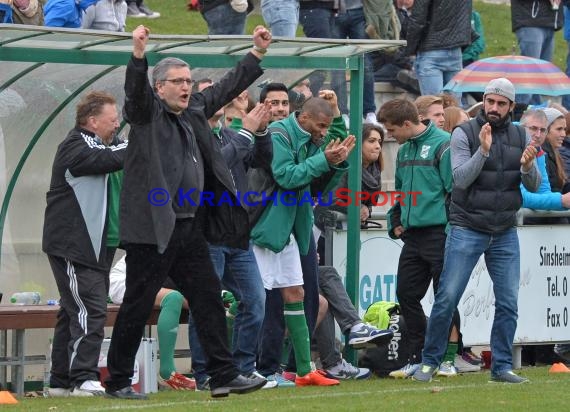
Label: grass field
xmin=3 ymin=366 xmax=570 ymax=411
xmin=126 ymin=1 xmax=569 ymax=71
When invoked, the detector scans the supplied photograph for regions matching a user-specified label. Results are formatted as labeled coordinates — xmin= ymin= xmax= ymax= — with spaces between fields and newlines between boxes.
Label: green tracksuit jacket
xmin=387 ymin=121 xmax=452 ymax=238
xmin=251 ymin=113 xmax=348 ymax=254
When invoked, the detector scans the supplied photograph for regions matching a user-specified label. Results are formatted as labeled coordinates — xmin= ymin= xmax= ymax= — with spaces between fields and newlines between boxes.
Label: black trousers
xmin=105 ymin=218 xmax=237 ymax=391
xmin=396 ymin=225 xmax=453 ymax=363
xmin=49 ymin=249 xmax=114 ymax=388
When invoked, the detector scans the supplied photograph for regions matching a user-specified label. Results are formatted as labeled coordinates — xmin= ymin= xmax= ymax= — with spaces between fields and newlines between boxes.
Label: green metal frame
xmin=0 ymin=25 xmax=405 ymax=361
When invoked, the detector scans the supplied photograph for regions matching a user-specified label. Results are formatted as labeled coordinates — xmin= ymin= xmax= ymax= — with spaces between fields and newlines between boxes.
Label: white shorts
xmin=253 ymin=236 xmax=304 ymax=290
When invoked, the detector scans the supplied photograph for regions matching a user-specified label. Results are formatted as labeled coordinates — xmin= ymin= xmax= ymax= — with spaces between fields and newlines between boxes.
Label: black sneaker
xmin=210 ymin=374 xmax=266 ymax=398
xmin=105 ymin=386 xmax=148 ymax=400
xmin=138 ymin=3 xmax=160 ymax=18
xmin=126 ymin=3 xmax=144 ymax=17
xmin=396 ymin=69 xmax=421 ymax=94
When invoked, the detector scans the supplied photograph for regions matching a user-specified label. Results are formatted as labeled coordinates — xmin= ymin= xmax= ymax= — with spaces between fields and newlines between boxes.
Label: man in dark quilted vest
xmin=413 ymin=78 xmax=541 ymax=384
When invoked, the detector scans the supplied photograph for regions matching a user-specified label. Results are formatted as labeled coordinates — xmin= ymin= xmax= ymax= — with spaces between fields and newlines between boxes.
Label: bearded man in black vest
xmin=412 ymin=77 xmax=541 ymax=384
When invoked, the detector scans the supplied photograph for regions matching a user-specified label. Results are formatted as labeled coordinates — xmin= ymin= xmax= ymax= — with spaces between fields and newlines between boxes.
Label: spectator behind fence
xmin=108 ymin=256 xmax=196 ymax=390
xmin=461 ymin=10 xmax=486 ymax=105
xmin=261 ymin=0 xmax=298 ymax=37
xmin=511 ymin=0 xmax=563 ymax=105
xmin=44 ymin=0 xmax=99 ymax=27
xmin=542 ymin=108 xmax=570 ymax=194
xmin=413 ymin=77 xmax=540 ymax=384
xmin=371 ymin=0 xmax=420 ymax=95
xmin=405 ymin=0 xmax=471 ymax=100
xmin=438 ymin=93 xmax=460 ymax=109
xmin=519 ymin=109 xmax=570 ymax=223
xmin=331 ymin=0 xmax=378 ymax=126
xmin=462 ymin=10 xmax=486 ymax=68
xmin=314 ymin=123 xmax=385 ymax=241
xmin=4 ymin=0 xmax=45 ymax=25
xmin=443 ymin=106 xmax=469 ymax=133
xmin=42 ymin=90 xmax=126 ymax=397
xmin=298 ymin=0 xmax=337 ymax=96
xmin=102 ymin=25 xmax=272 ymax=400
xmin=197 ymin=0 xmax=252 ymax=35
xmin=125 ymin=0 xmax=159 ymax=18
xmin=82 ymin=0 xmax=127 ymax=32
xmin=415 ymin=95 xmax=445 ymax=129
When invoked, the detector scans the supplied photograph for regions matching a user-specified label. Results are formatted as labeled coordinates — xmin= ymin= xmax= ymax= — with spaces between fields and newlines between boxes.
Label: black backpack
xmin=359 ymin=307 xmax=412 ymax=377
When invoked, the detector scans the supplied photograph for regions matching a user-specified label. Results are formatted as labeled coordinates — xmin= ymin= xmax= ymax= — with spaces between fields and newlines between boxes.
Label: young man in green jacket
xmin=378 ymin=98 xmax=453 ymax=378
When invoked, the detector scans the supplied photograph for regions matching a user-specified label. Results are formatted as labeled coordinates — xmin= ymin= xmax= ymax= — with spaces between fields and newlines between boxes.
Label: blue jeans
xmin=188 ymin=243 xmax=265 ymax=382
xmin=299 ymin=7 xmax=336 ymax=96
xmin=414 ymin=48 xmax=462 ymax=103
xmin=202 ymin=3 xmax=246 ymax=35
xmin=331 ymin=7 xmax=376 ymax=116
xmin=261 ymin=0 xmax=299 ymax=37
xmin=421 ymin=226 xmax=520 ymax=376
xmin=515 ymin=27 xmax=555 ymax=105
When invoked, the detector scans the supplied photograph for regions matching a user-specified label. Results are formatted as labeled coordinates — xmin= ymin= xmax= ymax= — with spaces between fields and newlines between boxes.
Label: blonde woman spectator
xmin=443 ymin=106 xmax=469 ymax=133
xmin=438 ymin=93 xmax=460 ymax=109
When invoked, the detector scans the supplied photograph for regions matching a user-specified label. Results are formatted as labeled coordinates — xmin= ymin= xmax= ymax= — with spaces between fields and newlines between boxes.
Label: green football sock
xmin=157 ymin=290 xmax=184 ymax=379
xmin=443 ymin=342 xmax=459 ymax=364
xmin=284 ymin=301 xmax=312 ymax=377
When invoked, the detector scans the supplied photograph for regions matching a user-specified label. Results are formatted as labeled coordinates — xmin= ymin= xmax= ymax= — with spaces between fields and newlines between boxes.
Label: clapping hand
xmin=324 ymin=135 xmax=356 ymax=166
xmin=520 ymin=145 xmax=538 ymax=172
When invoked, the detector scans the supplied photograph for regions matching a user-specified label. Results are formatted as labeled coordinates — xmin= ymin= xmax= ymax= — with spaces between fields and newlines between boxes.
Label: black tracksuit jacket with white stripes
xmin=42 ymin=127 xmax=127 ymax=270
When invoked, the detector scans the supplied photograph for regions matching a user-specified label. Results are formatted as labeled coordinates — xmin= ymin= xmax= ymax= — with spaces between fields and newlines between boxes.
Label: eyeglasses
xmin=525 ymin=125 xmax=547 ymax=135
xmin=163 ymin=78 xmax=195 ymax=86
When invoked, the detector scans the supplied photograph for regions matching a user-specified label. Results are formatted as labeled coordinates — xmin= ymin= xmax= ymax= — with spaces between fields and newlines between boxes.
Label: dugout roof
xmin=0 ymin=23 xmax=405 ymax=310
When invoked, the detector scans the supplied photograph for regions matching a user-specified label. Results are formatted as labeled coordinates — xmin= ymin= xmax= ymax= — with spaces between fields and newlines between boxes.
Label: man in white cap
xmin=412 ymin=77 xmax=541 ymax=383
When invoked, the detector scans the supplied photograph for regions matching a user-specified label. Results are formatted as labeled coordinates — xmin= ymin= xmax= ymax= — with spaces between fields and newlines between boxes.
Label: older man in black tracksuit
xmin=43 ymin=90 xmax=127 ymax=397
xmin=103 ymin=25 xmax=272 ymax=399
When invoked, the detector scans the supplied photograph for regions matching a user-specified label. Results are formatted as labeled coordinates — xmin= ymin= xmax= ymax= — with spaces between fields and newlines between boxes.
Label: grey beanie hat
xmin=484 ymin=77 xmax=515 ymax=102
xmin=542 ymin=108 xmax=565 ymax=129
